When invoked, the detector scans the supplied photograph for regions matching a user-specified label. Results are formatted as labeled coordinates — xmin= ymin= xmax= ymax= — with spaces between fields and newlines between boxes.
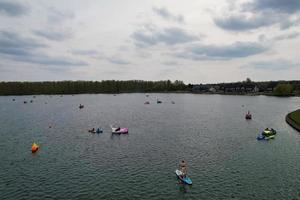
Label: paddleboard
xmin=175 ymin=169 xmax=192 ymax=185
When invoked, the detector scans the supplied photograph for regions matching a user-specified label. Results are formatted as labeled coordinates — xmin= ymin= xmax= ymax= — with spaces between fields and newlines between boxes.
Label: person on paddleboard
xmin=179 ymin=160 xmax=187 ymax=178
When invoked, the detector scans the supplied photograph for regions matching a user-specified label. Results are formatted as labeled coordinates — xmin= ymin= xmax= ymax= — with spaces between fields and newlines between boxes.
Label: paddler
xmin=179 ymin=160 xmax=187 ymax=178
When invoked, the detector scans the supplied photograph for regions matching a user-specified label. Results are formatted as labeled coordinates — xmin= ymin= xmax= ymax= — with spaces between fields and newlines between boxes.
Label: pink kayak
xmin=111 ymin=126 xmax=128 ymax=134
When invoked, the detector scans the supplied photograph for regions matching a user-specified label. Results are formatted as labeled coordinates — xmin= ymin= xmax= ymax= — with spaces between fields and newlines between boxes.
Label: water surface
xmin=0 ymin=94 xmax=299 ymax=199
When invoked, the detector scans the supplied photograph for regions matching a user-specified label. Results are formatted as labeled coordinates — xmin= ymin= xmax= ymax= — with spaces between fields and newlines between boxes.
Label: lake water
xmin=0 ymin=94 xmax=300 ymax=200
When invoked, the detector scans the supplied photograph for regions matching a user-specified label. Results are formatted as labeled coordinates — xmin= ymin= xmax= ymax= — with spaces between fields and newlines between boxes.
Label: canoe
xmin=175 ymin=169 xmax=192 ymax=185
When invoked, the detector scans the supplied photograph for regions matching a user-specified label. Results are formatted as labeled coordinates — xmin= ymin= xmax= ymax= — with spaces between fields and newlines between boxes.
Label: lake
xmin=0 ymin=94 xmax=300 ymax=200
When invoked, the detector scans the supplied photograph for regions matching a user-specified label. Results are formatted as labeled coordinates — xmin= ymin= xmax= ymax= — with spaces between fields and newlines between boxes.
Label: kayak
xmin=264 ymin=135 xmax=275 ymax=140
xmin=256 ymin=134 xmax=265 ymax=140
xmin=256 ymin=134 xmax=275 ymax=140
xmin=96 ymin=128 xmax=103 ymax=134
xmin=175 ymin=169 xmax=192 ymax=185
xmin=262 ymin=129 xmax=276 ymax=136
xmin=111 ymin=125 xmax=128 ymax=134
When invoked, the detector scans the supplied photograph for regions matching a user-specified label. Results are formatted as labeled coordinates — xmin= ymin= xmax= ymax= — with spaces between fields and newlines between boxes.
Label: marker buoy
xmin=31 ymin=143 xmax=39 ymax=153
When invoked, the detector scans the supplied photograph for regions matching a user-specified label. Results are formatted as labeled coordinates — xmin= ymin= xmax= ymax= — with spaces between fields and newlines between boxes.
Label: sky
xmin=0 ymin=0 xmax=299 ymax=83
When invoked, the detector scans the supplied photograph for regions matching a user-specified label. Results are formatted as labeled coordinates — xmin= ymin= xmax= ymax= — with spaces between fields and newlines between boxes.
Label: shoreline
xmin=0 ymin=91 xmax=299 ymax=97
xmin=286 ymin=109 xmax=300 ymax=132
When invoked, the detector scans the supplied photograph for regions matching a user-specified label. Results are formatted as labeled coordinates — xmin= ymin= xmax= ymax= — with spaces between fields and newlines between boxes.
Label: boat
xmin=96 ymin=128 xmax=103 ymax=134
xmin=256 ymin=134 xmax=265 ymax=140
xmin=157 ymin=100 xmax=162 ymax=104
xmin=111 ymin=125 xmax=128 ymax=134
xmin=245 ymin=111 xmax=252 ymax=119
xmin=262 ymin=128 xmax=276 ymax=136
xmin=88 ymin=128 xmax=96 ymax=133
xmin=175 ymin=170 xmax=192 ymax=185
xmin=257 ymin=129 xmax=276 ymax=140
xmin=264 ymin=135 xmax=275 ymax=140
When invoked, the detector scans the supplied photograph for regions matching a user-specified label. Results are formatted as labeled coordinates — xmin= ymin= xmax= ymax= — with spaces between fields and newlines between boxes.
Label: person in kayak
xmin=179 ymin=160 xmax=187 ymax=178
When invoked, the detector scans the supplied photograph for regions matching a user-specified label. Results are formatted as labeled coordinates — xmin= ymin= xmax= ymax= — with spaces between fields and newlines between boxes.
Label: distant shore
xmin=0 ymin=80 xmax=299 ymax=96
xmin=286 ymin=109 xmax=300 ymax=132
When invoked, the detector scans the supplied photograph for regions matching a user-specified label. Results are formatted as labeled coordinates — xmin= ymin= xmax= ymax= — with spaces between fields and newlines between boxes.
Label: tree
xmin=273 ymin=83 xmax=294 ymax=96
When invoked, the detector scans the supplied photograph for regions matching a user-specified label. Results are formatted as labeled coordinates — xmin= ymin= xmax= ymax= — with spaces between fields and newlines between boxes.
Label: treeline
xmin=0 ymin=80 xmax=187 ymax=95
xmin=189 ymin=79 xmax=300 ymax=96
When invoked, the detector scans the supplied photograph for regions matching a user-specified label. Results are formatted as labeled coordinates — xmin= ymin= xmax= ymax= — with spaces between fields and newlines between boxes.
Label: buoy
xmin=31 ymin=143 xmax=39 ymax=153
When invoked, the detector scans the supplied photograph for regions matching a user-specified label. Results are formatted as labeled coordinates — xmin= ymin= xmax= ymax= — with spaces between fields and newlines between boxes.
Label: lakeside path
xmin=286 ymin=109 xmax=300 ymax=132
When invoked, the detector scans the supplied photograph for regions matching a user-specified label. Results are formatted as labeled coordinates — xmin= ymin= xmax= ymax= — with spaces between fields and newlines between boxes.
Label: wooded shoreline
xmin=0 ymin=80 xmax=299 ymax=96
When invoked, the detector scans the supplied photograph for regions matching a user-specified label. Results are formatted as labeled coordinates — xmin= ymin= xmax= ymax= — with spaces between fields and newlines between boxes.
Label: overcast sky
xmin=0 ymin=0 xmax=299 ymax=83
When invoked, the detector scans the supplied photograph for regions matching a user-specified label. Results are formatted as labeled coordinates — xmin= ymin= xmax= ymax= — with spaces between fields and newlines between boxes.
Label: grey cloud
xmin=153 ymin=7 xmax=184 ymax=23
xmin=0 ymin=31 xmax=46 ymax=56
xmin=47 ymin=7 xmax=74 ymax=23
xmin=14 ymin=54 xmax=88 ymax=66
xmin=242 ymin=59 xmax=299 ymax=70
xmin=162 ymin=61 xmax=179 ymax=66
xmin=272 ymin=32 xmax=300 ymax=41
xmin=214 ymin=0 xmax=300 ymax=31
xmin=132 ymin=26 xmax=199 ymax=47
xmin=176 ymin=42 xmax=268 ymax=60
xmin=0 ymin=1 xmax=29 ymax=17
xmin=33 ymin=29 xmax=72 ymax=41
xmin=107 ymin=56 xmax=130 ymax=65
xmin=245 ymin=0 xmax=300 ymax=13
xmin=0 ymin=31 xmax=87 ymax=67
xmin=71 ymin=49 xmax=99 ymax=56
xmin=214 ymin=14 xmax=276 ymax=31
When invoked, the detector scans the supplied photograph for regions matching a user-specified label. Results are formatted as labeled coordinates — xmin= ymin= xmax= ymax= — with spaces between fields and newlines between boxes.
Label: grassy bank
xmin=286 ymin=109 xmax=300 ymax=132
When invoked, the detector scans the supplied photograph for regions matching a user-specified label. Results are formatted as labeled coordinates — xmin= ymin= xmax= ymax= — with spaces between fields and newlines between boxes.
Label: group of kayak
xmin=144 ymin=100 xmax=175 ymax=104
xmin=88 ymin=127 xmax=103 ymax=134
xmin=88 ymin=125 xmax=129 ymax=134
xmin=257 ymin=128 xmax=277 ymax=140
xmin=245 ymin=111 xmax=277 ymax=140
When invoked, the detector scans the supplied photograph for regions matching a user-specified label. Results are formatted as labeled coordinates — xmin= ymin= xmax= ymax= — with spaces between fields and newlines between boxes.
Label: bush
xmin=273 ymin=83 xmax=294 ymax=96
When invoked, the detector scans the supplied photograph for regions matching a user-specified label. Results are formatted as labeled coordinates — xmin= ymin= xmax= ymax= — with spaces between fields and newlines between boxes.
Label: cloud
xmin=0 ymin=1 xmax=29 ymax=17
xmin=0 ymin=31 xmax=87 ymax=66
xmin=214 ymin=0 xmax=300 ymax=31
xmin=13 ymin=54 xmax=88 ymax=66
xmin=175 ymin=41 xmax=268 ymax=60
xmin=162 ymin=61 xmax=179 ymax=66
xmin=47 ymin=7 xmax=74 ymax=23
xmin=214 ymin=14 xmax=277 ymax=31
xmin=107 ymin=56 xmax=130 ymax=65
xmin=272 ymin=32 xmax=300 ymax=41
xmin=245 ymin=0 xmax=300 ymax=14
xmin=0 ymin=31 xmax=46 ymax=56
xmin=71 ymin=49 xmax=99 ymax=56
xmin=242 ymin=59 xmax=299 ymax=70
xmin=153 ymin=7 xmax=184 ymax=23
xmin=132 ymin=25 xmax=200 ymax=47
xmin=33 ymin=29 xmax=72 ymax=41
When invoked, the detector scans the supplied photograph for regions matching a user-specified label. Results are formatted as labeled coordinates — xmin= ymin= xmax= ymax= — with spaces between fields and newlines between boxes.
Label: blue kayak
xmin=175 ymin=170 xmax=192 ymax=185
